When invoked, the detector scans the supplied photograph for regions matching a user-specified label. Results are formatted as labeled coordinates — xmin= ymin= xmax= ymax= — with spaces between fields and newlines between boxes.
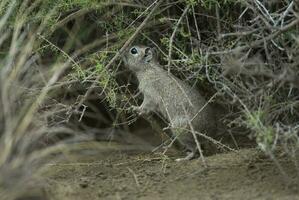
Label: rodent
xmin=123 ymin=45 xmax=216 ymax=161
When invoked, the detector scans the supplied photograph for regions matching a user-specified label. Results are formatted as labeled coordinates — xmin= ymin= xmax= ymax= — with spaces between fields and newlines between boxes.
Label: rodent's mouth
xmin=122 ymin=55 xmax=128 ymax=66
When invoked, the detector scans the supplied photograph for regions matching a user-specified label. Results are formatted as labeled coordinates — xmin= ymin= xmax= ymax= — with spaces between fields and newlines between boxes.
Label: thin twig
xmin=127 ymin=167 xmax=140 ymax=188
xmin=167 ymin=5 xmax=190 ymax=71
xmin=209 ymin=17 xmax=299 ymax=55
xmin=215 ymin=4 xmax=221 ymax=39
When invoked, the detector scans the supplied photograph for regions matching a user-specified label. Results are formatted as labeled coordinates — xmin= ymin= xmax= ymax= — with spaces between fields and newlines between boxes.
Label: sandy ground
xmin=34 ymin=141 xmax=299 ymax=200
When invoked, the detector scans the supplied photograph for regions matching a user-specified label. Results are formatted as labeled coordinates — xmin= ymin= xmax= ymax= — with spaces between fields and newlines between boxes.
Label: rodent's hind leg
xmin=175 ymin=150 xmax=197 ymax=162
xmin=131 ymin=105 xmax=148 ymax=115
xmin=131 ymin=97 xmax=156 ymax=116
xmin=170 ymin=120 xmax=199 ymax=161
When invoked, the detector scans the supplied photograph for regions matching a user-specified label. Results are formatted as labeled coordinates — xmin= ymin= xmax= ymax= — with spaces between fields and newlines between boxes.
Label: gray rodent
xmin=123 ymin=45 xmax=216 ymax=161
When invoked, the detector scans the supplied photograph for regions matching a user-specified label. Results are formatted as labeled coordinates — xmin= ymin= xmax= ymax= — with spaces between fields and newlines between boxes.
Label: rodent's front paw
xmin=131 ymin=105 xmax=140 ymax=112
xmin=130 ymin=105 xmax=142 ymax=115
xmin=131 ymin=105 xmax=149 ymax=116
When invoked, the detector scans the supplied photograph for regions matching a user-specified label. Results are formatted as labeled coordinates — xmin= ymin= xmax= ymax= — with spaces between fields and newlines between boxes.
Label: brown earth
xmin=35 ymin=141 xmax=299 ymax=200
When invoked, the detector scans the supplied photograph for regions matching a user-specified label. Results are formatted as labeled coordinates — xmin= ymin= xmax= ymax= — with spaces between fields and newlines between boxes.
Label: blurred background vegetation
xmin=0 ymin=0 xmax=299 ymax=198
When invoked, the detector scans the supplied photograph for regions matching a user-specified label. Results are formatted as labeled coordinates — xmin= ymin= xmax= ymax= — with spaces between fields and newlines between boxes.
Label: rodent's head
xmin=123 ymin=46 xmax=155 ymax=72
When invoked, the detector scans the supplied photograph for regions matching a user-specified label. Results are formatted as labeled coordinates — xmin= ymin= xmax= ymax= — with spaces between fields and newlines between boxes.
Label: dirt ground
xmin=34 ymin=141 xmax=299 ymax=200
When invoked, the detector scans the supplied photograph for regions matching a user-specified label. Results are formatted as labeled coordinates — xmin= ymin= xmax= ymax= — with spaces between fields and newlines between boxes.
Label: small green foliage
xmin=117 ymin=28 xmax=134 ymax=40
xmin=179 ymin=27 xmax=191 ymax=38
xmin=94 ymin=53 xmax=118 ymax=109
xmin=185 ymin=0 xmax=199 ymax=6
xmin=190 ymin=53 xmax=204 ymax=64
xmin=72 ymin=64 xmax=86 ymax=80
xmin=245 ymin=110 xmax=275 ymax=152
xmin=199 ymin=0 xmax=242 ymax=9
xmin=159 ymin=17 xmax=168 ymax=23
xmin=245 ymin=110 xmax=264 ymax=131
xmin=160 ymin=37 xmax=170 ymax=47
xmin=200 ymin=0 xmax=220 ymax=8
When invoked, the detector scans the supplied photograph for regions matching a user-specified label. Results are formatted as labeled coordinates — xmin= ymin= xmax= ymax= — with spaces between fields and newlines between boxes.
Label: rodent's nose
xmin=145 ymin=47 xmax=151 ymax=55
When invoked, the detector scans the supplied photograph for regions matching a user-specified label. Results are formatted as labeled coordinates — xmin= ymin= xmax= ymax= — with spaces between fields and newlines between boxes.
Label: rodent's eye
xmin=130 ymin=47 xmax=138 ymax=55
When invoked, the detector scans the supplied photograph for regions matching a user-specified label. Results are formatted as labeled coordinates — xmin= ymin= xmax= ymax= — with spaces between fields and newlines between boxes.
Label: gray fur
xmin=123 ymin=45 xmax=216 ymax=161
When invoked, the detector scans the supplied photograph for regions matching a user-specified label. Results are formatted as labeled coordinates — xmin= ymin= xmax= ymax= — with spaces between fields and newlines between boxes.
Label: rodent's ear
xmin=143 ymin=47 xmax=154 ymax=63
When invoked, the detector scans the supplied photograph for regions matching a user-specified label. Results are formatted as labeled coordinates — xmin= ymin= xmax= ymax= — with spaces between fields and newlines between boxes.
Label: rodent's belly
xmin=139 ymin=76 xmax=204 ymax=123
xmin=158 ymin=98 xmax=193 ymax=122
